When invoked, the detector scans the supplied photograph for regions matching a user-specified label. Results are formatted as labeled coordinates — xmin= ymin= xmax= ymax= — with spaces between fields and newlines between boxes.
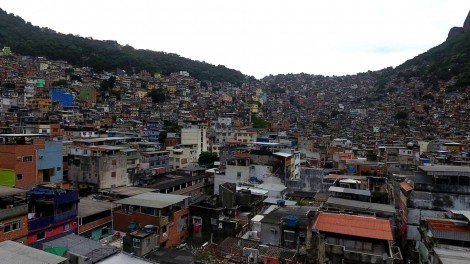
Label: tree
xmin=158 ymin=131 xmax=167 ymax=145
xmin=198 ymin=152 xmax=218 ymax=166
xmin=147 ymin=88 xmax=166 ymax=103
xmin=395 ymin=111 xmax=408 ymax=119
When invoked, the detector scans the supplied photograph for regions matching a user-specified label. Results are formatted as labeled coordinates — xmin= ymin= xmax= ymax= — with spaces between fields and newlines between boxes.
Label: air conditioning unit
xmin=17 ymin=156 xmax=22 ymax=161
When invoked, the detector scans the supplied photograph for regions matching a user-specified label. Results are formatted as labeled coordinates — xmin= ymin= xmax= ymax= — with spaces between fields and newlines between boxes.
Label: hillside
xmin=376 ymin=11 xmax=470 ymax=93
xmin=0 ymin=9 xmax=246 ymax=84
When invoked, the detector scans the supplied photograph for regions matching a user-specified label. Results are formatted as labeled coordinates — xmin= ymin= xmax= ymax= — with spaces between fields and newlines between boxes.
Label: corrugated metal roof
xmin=0 ymin=240 xmax=67 ymax=264
xmin=418 ymin=165 xmax=470 ymax=176
xmin=434 ymin=246 xmax=470 ymax=264
xmin=428 ymin=219 xmax=470 ymax=242
xmin=114 ymin=192 xmax=189 ymax=208
xmin=328 ymin=186 xmax=371 ymax=196
xmin=315 ymin=212 xmax=393 ymax=241
xmin=325 ymin=197 xmax=396 ymax=214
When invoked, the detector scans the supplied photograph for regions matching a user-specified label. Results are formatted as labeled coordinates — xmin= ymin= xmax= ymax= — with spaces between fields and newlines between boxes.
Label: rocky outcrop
xmin=464 ymin=10 xmax=470 ymax=32
xmin=447 ymin=27 xmax=464 ymax=41
xmin=447 ymin=11 xmax=470 ymax=41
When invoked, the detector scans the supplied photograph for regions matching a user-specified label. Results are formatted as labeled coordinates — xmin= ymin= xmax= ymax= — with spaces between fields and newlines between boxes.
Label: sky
xmin=1 ymin=0 xmax=469 ymax=79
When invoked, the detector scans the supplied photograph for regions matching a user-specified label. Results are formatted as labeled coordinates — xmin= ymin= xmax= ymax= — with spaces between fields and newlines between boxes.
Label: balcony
xmin=0 ymin=204 xmax=28 ymax=221
xmin=28 ymin=209 xmax=78 ymax=231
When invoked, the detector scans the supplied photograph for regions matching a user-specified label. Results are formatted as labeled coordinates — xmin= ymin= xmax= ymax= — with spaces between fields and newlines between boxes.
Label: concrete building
xmin=26 ymin=187 xmax=79 ymax=248
xmin=67 ymin=137 xmax=141 ymax=190
xmin=0 ymin=134 xmax=63 ymax=188
xmin=0 ymin=186 xmax=28 ymax=243
xmin=112 ymin=192 xmax=190 ymax=248
xmin=311 ymin=212 xmax=402 ymax=264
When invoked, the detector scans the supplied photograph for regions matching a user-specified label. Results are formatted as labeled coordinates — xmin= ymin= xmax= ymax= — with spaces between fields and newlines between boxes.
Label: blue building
xmin=27 ymin=187 xmax=79 ymax=248
xmin=50 ymin=89 xmax=74 ymax=108
xmin=37 ymin=141 xmax=64 ymax=183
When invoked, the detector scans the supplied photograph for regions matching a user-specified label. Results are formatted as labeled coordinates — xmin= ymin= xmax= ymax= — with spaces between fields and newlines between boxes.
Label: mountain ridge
xmin=0 ymin=8 xmax=246 ymax=84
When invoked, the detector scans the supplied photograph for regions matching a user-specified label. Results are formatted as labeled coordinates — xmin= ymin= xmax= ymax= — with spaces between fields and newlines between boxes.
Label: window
xmin=284 ymin=230 xmax=295 ymax=242
xmin=112 ymin=160 xmax=117 ymax=165
xmin=193 ymin=216 xmax=202 ymax=225
xmin=37 ymin=231 xmax=46 ymax=241
xmin=22 ymin=156 xmax=33 ymax=162
xmin=3 ymin=220 xmax=21 ymax=233
xmin=56 ymin=167 xmax=61 ymax=171
xmin=237 ymin=172 xmax=242 ymax=179
xmin=133 ymin=238 xmax=141 ymax=248
xmin=111 ymin=172 xmax=116 ymax=177
xmin=211 ymin=218 xmax=218 ymax=225
xmin=16 ymin=174 xmax=23 ymax=181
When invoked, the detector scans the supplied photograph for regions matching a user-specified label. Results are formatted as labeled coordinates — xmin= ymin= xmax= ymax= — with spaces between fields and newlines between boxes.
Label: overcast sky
xmin=1 ymin=0 xmax=469 ymax=78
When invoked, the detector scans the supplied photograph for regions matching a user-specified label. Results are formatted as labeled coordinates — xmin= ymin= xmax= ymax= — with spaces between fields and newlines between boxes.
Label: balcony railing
xmin=0 ymin=204 xmax=28 ymax=221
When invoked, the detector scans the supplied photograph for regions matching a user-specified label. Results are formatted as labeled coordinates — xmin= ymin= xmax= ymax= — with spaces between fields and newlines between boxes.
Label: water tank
xmin=277 ymin=200 xmax=285 ymax=207
xmin=285 ymin=215 xmax=299 ymax=227
xmin=143 ymin=225 xmax=155 ymax=233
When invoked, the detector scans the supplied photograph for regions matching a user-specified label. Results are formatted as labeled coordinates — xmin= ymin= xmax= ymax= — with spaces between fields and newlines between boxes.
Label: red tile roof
xmin=314 ymin=212 xmax=393 ymax=241
xmin=428 ymin=219 xmax=470 ymax=233
xmin=400 ymin=182 xmax=413 ymax=192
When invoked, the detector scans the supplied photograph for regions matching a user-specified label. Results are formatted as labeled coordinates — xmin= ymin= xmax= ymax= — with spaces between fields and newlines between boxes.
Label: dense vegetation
xmin=0 ymin=9 xmax=246 ymax=84
xmin=377 ymin=31 xmax=470 ymax=92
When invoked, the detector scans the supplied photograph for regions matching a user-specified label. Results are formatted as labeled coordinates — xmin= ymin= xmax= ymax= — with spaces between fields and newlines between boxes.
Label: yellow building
xmin=29 ymin=98 xmax=52 ymax=113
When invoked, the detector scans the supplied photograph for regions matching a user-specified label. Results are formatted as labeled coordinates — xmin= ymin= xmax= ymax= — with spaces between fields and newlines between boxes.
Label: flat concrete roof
xmin=419 ymin=165 xmax=470 ymax=175
xmin=78 ymin=197 xmax=112 ymax=218
xmin=114 ymin=192 xmax=189 ymax=209
xmin=325 ymin=197 xmax=396 ymax=214
xmin=329 ymin=186 xmax=371 ymax=196
xmin=0 ymin=240 xmax=67 ymax=264
xmin=0 ymin=186 xmax=27 ymax=197
xmin=100 ymin=186 xmax=158 ymax=197
xmin=98 ymin=252 xmax=153 ymax=264
xmin=434 ymin=246 xmax=470 ymax=264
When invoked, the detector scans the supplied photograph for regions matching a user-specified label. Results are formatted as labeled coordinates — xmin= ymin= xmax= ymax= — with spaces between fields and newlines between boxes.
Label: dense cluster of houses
xmin=0 ymin=49 xmax=469 ymax=263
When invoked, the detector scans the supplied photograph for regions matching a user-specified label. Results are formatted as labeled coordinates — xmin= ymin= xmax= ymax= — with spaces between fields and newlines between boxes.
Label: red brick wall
xmin=0 ymin=215 xmax=28 ymax=242
xmin=113 ymin=210 xmax=161 ymax=232
xmin=79 ymin=216 xmax=112 ymax=234
xmin=166 ymin=208 xmax=189 ymax=248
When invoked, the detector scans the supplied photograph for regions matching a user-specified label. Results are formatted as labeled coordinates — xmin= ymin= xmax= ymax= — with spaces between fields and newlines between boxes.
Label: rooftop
xmin=43 ymin=233 xmax=118 ymax=263
xmin=0 ymin=240 xmax=67 ymax=264
xmin=114 ymin=192 xmax=189 ymax=209
xmin=325 ymin=197 xmax=396 ymax=215
xmin=100 ymin=186 xmax=158 ymax=197
xmin=314 ymin=212 xmax=393 ymax=241
xmin=328 ymin=186 xmax=371 ymax=196
xmin=0 ymin=185 xmax=27 ymax=197
xmin=78 ymin=197 xmax=112 ymax=218
xmin=261 ymin=206 xmax=317 ymax=225
xmin=418 ymin=165 xmax=470 ymax=176
xmin=427 ymin=218 xmax=470 ymax=242
xmin=97 ymin=252 xmax=153 ymax=264
xmin=433 ymin=245 xmax=470 ymax=264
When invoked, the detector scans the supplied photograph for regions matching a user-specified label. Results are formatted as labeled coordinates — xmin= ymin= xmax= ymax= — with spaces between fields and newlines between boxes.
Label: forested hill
xmin=0 ymin=9 xmax=246 ymax=84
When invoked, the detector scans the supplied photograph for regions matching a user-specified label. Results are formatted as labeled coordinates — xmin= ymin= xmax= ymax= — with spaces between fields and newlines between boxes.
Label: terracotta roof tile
xmin=400 ymin=182 xmax=413 ymax=192
xmin=314 ymin=212 xmax=393 ymax=240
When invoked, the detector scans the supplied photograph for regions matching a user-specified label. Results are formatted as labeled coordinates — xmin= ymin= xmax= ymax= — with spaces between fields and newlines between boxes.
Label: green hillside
xmin=0 ymin=9 xmax=246 ymax=84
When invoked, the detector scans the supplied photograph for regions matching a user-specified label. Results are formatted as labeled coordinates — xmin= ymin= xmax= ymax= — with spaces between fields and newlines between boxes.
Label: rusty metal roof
xmin=314 ymin=212 xmax=393 ymax=240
